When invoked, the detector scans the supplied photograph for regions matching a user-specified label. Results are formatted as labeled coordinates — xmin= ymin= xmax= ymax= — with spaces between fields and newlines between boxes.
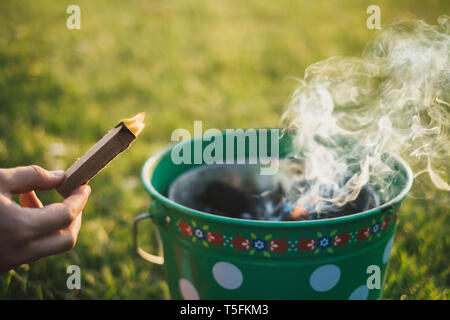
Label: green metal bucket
xmin=134 ymin=130 xmax=413 ymax=299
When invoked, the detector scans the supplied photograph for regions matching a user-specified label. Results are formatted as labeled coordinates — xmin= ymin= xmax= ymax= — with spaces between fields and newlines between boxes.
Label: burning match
xmin=56 ymin=112 xmax=146 ymax=198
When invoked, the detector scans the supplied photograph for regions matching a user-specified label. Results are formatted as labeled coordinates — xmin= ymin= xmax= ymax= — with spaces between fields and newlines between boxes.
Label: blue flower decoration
xmin=318 ymin=237 xmax=332 ymax=249
xmin=193 ymin=227 xmax=205 ymax=239
xmin=371 ymin=223 xmax=381 ymax=235
xmin=252 ymin=239 xmax=267 ymax=251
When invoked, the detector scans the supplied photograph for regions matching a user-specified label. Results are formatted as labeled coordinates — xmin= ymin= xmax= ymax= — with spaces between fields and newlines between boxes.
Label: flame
xmin=122 ymin=112 xmax=146 ymax=136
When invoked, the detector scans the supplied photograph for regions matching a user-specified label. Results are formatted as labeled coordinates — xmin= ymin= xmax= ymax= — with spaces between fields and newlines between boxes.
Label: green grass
xmin=0 ymin=0 xmax=448 ymax=299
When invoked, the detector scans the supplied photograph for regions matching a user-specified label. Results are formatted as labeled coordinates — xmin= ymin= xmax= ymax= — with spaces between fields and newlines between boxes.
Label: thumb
xmin=0 ymin=165 xmax=65 ymax=194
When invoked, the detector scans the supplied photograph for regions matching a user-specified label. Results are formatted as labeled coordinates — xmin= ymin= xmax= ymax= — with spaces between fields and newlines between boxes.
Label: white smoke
xmin=282 ymin=16 xmax=450 ymax=215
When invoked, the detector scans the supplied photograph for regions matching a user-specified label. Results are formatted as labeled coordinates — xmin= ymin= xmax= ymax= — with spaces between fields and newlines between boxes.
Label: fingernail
xmin=84 ymin=185 xmax=91 ymax=195
xmin=51 ymin=170 xmax=65 ymax=178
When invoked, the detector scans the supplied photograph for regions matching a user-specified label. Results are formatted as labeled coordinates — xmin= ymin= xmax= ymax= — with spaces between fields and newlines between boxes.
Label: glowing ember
xmin=290 ymin=204 xmax=309 ymax=220
xmin=122 ymin=112 xmax=146 ymax=136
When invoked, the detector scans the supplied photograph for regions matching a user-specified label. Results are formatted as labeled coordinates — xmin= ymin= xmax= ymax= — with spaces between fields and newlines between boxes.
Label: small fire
xmin=122 ymin=112 xmax=146 ymax=136
xmin=290 ymin=204 xmax=309 ymax=220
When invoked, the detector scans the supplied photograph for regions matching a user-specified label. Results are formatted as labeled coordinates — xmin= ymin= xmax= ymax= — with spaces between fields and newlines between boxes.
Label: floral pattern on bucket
xmin=176 ymin=207 xmax=399 ymax=257
xmin=178 ymin=219 xmax=225 ymax=248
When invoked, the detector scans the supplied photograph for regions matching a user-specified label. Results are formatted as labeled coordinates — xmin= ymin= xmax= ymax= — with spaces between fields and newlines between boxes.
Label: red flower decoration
xmin=296 ymin=238 xmax=316 ymax=253
xmin=178 ymin=219 xmax=192 ymax=237
xmin=269 ymin=238 xmax=289 ymax=253
xmin=231 ymin=235 xmax=250 ymax=251
xmin=356 ymin=227 xmax=371 ymax=242
xmin=206 ymin=231 xmax=225 ymax=247
xmin=392 ymin=206 xmax=400 ymax=222
xmin=333 ymin=231 xmax=351 ymax=247
xmin=381 ymin=216 xmax=391 ymax=231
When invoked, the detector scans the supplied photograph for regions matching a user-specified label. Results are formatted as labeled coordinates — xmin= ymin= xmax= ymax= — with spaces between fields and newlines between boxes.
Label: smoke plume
xmin=281 ymin=16 xmax=449 ymax=215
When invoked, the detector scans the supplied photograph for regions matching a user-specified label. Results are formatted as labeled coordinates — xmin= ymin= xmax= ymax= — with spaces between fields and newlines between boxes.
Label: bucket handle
xmin=133 ymin=212 xmax=164 ymax=265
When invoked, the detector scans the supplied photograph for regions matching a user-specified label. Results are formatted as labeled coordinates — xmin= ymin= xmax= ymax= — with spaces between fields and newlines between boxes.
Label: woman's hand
xmin=0 ymin=165 xmax=90 ymax=274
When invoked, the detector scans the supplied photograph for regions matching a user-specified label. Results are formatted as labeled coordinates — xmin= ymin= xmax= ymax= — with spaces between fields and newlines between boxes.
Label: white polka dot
xmin=348 ymin=285 xmax=369 ymax=300
xmin=383 ymin=236 xmax=395 ymax=264
xmin=212 ymin=262 xmax=243 ymax=290
xmin=179 ymin=278 xmax=199 ymax=300
xmin=309 ymin=264 xmax=341 ymax=292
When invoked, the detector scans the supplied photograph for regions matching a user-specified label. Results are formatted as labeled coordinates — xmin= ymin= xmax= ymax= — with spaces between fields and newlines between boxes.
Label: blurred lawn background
xmin=0 ymin=0 xmax=448 ymax=299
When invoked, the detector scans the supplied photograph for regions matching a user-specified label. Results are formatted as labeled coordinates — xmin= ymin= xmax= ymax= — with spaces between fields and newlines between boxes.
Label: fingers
xmin=5 ymin=212 xmax=83 ymax=270
xmin=29 ymin=213 xmax=83 ymax=262
xmin=19 ymin=191 xmax=43 ymax=208
xmin=0 ymin=165 xmax=65 ymax=194
xmin=24 ymin=185 xmax=90 ymax=239
xmin=0 ymin=178 xmax=90 ymax=273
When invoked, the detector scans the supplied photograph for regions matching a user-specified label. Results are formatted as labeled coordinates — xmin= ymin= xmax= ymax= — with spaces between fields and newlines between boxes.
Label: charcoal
xmin=197 ymin=181 xmax=251 ymax=218
xmin=168 ymin=164 xmax=380 ymax=221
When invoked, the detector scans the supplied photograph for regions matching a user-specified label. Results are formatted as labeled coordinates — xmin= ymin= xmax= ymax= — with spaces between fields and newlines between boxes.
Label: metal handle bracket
xmin=133 ymin=212 xmax=164 ymax=265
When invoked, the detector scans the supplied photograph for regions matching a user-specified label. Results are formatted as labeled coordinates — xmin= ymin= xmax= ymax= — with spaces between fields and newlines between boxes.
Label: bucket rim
xmin=141 ymin=141 xmax=413 ymax=228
